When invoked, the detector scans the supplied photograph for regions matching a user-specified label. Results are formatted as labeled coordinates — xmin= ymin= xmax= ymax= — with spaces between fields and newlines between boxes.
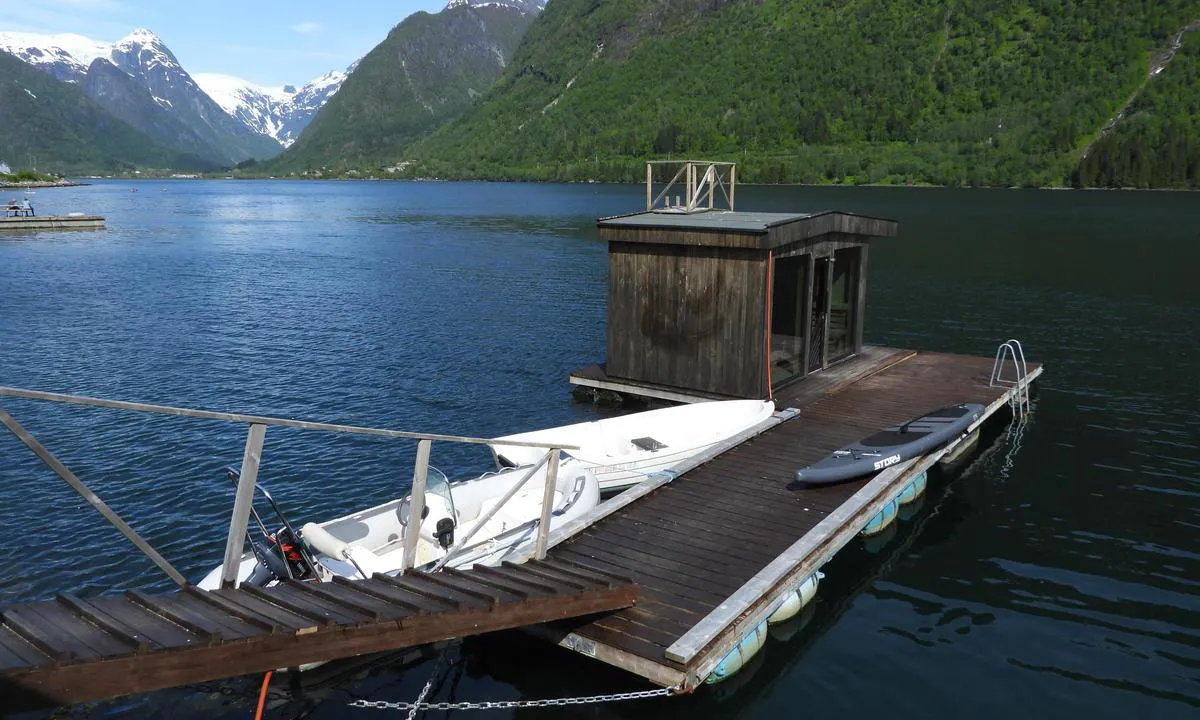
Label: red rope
xmin=254 ymin=670 xmax=274 ymax=720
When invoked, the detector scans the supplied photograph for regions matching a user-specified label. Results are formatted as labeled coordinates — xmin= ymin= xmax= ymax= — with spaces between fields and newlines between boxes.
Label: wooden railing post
xmin=646 ymin=163 xmax=653 ymax=210
xmin=534 ymin=448 xmax=561 ymax=560
xmin=220 ymin=423 xmax=266 ymax=588
xmin=401 ymin=439 xmax=432 ymax=572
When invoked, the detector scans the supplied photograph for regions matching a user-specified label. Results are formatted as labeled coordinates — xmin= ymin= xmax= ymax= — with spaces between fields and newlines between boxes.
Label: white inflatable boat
xmin=197 ymin=461 xmax=599 ymax=590
xmin=490 ymin=399 xmax=776 ymax=493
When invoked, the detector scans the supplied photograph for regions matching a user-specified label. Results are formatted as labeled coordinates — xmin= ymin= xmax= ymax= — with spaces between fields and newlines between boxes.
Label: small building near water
xmin=571 ymin=161 xmax=898 ymax=402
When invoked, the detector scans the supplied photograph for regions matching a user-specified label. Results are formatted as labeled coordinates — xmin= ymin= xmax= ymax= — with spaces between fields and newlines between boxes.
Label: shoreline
xmin=51 ymin=175 xmax=1200 ymax=192
xmin=0 ymin=180 xmax=88 ymax=189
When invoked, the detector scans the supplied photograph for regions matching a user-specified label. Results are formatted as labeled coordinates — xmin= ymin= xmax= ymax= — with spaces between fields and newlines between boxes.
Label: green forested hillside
xmin=270 ymin=4 xmax=537 ymax=173
xmin=0 ymin=51 xmax=209 ymax=173
xmin=1077 ymin=29 xmax=1200 ymax=187
xmin=400 ymin=0 xmax=1200 ymax=186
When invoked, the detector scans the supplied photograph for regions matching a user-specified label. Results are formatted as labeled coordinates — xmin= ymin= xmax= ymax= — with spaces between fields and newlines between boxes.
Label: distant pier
xmin=0 ymin=215 xmax=105 ymax=231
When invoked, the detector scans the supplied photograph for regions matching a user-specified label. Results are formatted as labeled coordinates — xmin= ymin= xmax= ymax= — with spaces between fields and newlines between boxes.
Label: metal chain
xmin=349 ymin=685 xmax=679 ymax=712
xmin=404 ymin=643 xmax=452 ymax=720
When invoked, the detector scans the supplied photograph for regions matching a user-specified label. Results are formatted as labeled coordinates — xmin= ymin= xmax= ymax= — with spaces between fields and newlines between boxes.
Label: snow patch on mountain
xmin=194 ymin=69 xmax=349 ymax=147
xmin=445 ymin=0 xmax=546 ymax=12
xmin=0 ymin=31 xmax=111 ymax=82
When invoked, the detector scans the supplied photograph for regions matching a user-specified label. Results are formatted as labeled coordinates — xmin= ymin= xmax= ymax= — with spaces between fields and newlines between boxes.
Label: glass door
xmin=826 ymin=248 xmax=859 ymax=362
xmin=808 ymin=257 xmax=830 ymax=373
xmin=769 ymin=255 xmax=808 ymax=386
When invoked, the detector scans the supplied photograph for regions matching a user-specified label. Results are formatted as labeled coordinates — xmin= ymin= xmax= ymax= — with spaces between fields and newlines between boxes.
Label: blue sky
xmin=3 ymin=0 xmax=449 ymax=86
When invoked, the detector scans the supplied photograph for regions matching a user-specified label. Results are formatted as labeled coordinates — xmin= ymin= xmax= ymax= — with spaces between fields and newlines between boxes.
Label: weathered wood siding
xmin=597 ymin=226 xmax=766 ymax=249
xmin=607 ymin=240 xmax=768 ymax=398
xmin=773 ymin=232 xmax=869 ymax=259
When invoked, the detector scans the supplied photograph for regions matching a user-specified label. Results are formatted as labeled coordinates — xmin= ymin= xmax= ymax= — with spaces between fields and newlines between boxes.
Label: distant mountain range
xmin=0 ymin=28 xmax=350 ymax=169
xmin=0 ymin=29 xmax=283 ymax=166
xmin=0 ymin=49 xmax=208 ymax=173
xmin=11 ymin=0 xmax=1191 ymax=188
xmin=0 ymin=0 xmax=547 ymax=175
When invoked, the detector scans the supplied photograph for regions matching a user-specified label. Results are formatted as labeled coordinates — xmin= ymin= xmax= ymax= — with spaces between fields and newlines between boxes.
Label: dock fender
xmin=895 ymin=471 xmax=928 ymax=505
xmin=861 ymin=499 xmax=898 ymax=536
xmin=705 ymin=621 xmax=768 ymax=684
xmin=767 ymin=570 xmax=824 ymax=625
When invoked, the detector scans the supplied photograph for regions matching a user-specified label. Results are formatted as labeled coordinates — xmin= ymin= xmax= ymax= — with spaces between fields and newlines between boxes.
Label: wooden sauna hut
xmin=570 ymin=161 xmax=899 ymax=402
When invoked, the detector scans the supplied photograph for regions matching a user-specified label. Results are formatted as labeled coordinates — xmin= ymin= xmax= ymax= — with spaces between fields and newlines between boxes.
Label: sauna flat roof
xmin=597 ymin=209 xmax=899 ymax=248
xmin=598 ymin=210 xmax=816 ymax=232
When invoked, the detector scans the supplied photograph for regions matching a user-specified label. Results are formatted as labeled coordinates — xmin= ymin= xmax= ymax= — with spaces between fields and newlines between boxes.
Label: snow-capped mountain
xmin=194 ymin=68 xmax=350 ymax=147
xmin=445 ymin=0 xmax=546 ymax=12
xmin=0 ymin=31 xmax=109 ymax=82
xmin=0 ymin=28 xmax=281 ymax=165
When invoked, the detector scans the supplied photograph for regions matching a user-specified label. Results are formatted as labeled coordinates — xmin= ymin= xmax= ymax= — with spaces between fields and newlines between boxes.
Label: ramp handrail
xmin=0 ymin=385 xmax=575 ymax=588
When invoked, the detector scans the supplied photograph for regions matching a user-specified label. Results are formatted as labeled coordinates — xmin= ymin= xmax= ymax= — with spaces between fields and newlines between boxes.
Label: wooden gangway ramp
xmin=0 ymin=560 xmax=637 ymax=711
xmin=536 ymin=347 xmax=1041 ymax=689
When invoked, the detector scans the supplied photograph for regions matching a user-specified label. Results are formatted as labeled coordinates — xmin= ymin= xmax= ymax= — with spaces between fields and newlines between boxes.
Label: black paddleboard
xmin=794 ymin=403 xmax=984 ymax=486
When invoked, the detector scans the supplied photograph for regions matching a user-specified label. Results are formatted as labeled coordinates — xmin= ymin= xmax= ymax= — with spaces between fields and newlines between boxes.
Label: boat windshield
xmin=398 ymin=466 xmax=454 ymax=527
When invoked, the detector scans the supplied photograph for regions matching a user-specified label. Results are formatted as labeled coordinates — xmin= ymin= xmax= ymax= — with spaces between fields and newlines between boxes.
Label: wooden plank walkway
xmin=0 ymin=560 xmax=637 ymax=711
xmin=540 ymin=347 xmax=1041 ymax=687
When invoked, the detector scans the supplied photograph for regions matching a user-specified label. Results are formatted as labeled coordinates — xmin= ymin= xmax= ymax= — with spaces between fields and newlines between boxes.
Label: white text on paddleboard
xmin=873 ymin=454 xmax=901 ymax=471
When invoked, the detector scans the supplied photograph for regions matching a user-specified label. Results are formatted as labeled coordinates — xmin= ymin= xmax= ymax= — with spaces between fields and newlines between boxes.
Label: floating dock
xmin=533 ymin=346 xmax=1040 ymax=689
xmin=0 ymin=561 xmax=636 ymax=710
xmin=0 ymin=160 xmax=1044 ymax=709
xmin=0 ymin=215 xmax=105 ymax=231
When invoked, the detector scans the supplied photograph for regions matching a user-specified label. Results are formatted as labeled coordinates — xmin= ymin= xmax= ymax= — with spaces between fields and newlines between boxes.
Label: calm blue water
xmin=1 ymin=181 xmax=1197 ymax=718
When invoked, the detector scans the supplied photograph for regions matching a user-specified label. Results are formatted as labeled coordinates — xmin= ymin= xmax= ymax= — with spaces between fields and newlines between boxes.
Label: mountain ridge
xmin=269 ymin=0 xmax=543 ymax=173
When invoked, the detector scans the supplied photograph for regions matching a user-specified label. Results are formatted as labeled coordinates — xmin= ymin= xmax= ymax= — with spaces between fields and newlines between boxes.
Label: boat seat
xmin=554 ymin=471 xmax=590 ymax=515
xmin=631 ymin=436 xmax=667 ymax=452
xmin=301 ymin=522 xmax=395 ymax=578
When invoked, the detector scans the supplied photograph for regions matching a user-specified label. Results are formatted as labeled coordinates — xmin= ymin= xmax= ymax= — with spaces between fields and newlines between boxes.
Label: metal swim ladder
xmin=990 ymin=339 xmax=1031 ymax=418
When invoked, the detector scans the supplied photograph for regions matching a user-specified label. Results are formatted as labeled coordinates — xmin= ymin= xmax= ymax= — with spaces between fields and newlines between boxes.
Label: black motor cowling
xmin=435 ymin=518 xmax=455 ymax=549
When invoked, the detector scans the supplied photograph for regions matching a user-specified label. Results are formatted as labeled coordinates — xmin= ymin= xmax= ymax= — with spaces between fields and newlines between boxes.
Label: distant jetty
xmin=0 ymin=214 xmax=105 ymax=230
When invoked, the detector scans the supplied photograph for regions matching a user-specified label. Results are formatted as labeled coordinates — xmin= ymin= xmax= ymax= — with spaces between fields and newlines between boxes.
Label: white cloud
xmin=290 ymin=21 xmax=322 ymax=35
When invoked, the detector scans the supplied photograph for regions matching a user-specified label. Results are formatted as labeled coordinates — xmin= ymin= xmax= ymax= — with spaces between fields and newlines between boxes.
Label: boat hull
xmin=491 ymin=399 xmax=776 ymax=492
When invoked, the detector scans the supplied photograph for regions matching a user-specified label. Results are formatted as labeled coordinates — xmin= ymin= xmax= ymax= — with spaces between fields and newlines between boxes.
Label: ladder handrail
xmin=990 ymin=339 xmax=1031 ymax=418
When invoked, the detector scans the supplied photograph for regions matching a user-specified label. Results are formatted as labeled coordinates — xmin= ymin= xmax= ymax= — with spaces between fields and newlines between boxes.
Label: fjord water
xmin=1 ymin=181 xmax=1197 ymax=718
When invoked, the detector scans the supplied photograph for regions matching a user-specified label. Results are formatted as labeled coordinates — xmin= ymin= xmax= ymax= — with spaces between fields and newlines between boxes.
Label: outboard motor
xmin=435 ymin=517 xmax=455 ymax=549
xmin=250 ymin=536 xmax=292 ymax=580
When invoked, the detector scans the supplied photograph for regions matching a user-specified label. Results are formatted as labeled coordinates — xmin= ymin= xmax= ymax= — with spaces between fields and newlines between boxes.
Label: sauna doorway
xmin=770 ymin=247 xmax=861 ymax=388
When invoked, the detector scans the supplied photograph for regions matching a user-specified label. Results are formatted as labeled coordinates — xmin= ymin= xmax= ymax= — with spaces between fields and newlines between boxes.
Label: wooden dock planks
xmin=0 ymin=561 xmax=637 ymax=712
xmin=545 ymin=348 xmax=1040 ymax=686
